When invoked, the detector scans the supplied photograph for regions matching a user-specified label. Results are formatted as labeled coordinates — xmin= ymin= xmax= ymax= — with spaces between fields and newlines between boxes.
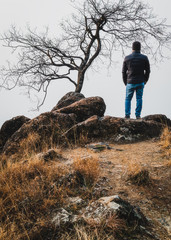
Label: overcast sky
xmin=0 ymin=0 xmax=171 ymax=127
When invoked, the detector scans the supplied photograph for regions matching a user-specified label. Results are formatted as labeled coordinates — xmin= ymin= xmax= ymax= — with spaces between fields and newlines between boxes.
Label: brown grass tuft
xmin=128 ymin=169 xmax=151 ymax=186
xmin=160 ymin=127 xmax=171 ymax=161
xmin=60 ymin=220 xmax=124 ymax=240
xmin=73 ymin=155 xmax=100 ymax=187
xmin=84 ymin=213 xmax=125 ymax=235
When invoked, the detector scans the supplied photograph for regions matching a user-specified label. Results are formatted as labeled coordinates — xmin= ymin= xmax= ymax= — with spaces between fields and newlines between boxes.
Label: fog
xmin=0 ymin=0 xmax=171 ymax=127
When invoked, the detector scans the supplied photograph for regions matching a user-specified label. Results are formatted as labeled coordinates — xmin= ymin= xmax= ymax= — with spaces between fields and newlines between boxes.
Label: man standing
xmin=122 ymin=41 xmax=150 ymax=119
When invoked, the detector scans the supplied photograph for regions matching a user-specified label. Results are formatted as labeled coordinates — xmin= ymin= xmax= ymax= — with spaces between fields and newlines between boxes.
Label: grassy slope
xmin=0 ymin=128 xmax=170 ymax=240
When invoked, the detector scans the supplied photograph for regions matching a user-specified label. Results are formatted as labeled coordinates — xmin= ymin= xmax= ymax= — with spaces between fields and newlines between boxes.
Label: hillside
xmin=0 ymin=92 xmax=170 ymax=239
xmin=0 ymin=135 xmax=170 ymax=240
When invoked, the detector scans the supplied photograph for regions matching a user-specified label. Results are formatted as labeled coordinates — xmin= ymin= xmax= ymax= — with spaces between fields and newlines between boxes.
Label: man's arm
xmin=144 ymin=57 xmax=150 ymax=84
xmin=122 ymin=59 xmax=128 ymax=85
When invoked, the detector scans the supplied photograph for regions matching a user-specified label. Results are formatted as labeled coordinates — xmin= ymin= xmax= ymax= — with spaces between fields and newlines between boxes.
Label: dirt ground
xmin=63 ymin=140 xmax=171 ymax=240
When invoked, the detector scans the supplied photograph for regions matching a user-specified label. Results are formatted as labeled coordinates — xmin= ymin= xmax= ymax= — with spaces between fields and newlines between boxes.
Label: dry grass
xmin=160 ymin=127 xmax=171 ymax=148
xmin=1 ymin=131 xmax=63 ymax=165
xmin=60 ymin=226 xmax=117 ymax=240
xmin=0 ymin=154 xmax=69 ymax=240
xmin=67 ymin=130 xmax=89 ymax=147
xmin=0 ymin=134 xmax=102 ymax=239
xmin=83 ymin=213 xmax=126 ymax=236
xmin=19 ymin=132 xmax=41 ymax=156
xmin=125 ymin=155 xmax=151 ymax=186
xmin=60 ymin=215 xmax=125 ymax=240
xmin=1 ymin=128 xmax=170 ymax=239
xmin=126 ymin=159 xmax=141 ymax=175
xmin=160 ymin=127 xmax=171 ymax=162
xmin=73 ymin=155 xmax=100 ymax=187
xmin=57 ymin=210 xmax=126 ymax=240
xmin=77 ymin=132 xmax=89 ymax=146
xmin=127 ymin=169 xmax=151 ymax=186
xmin=19 ymin=131 xmax=62 ymax=158
xmin=0 ymin=152 xmax=115 ymax=240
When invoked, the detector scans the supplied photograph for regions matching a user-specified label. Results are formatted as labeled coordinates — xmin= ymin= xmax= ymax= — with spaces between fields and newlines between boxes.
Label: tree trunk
xmin=75 ymin=71 xmax=85 ymax=93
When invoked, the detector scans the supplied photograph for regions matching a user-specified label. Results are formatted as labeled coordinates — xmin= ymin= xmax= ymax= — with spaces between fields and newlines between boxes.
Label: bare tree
xmin=0 ymin=0 xmax=170 ymax=108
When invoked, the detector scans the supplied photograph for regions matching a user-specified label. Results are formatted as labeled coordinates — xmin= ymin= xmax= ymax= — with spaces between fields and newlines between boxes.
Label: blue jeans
xmin=125 ymin=83 xmax=144 ymax=117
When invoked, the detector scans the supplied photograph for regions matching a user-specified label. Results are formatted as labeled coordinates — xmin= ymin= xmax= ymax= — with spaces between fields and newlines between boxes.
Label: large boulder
xmin=63 ymin=115 xmax=165 ymax=143
xmin=0 ymin=115 xmax=30 ymax=152
xmin=56 ymin=96 xmax=106 ymax=122
xmin=3 ymin=112 xmax=76 ymax=156
xmin=2 ymin=92 xmax=170 ymax=157
xmin=2 ymin=95 xmax=106 ymax=156
xmin=52 ymin=92 xmax=85 ymax=111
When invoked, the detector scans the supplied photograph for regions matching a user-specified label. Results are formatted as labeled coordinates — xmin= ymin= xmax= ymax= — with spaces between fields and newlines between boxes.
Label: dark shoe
xmin=136 ymin=116 xmax=141 ymax=119
xmin=125 ymin=116 xmax=130 ymax=119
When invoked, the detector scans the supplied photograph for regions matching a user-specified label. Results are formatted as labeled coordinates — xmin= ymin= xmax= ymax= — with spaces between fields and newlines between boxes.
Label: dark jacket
xmin=122 ymin=51 xmax=150 ymax=85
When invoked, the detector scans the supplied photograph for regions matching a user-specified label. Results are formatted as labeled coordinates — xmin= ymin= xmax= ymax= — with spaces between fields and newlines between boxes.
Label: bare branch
xmin=0 ymin=0 xmax=170 ymax=108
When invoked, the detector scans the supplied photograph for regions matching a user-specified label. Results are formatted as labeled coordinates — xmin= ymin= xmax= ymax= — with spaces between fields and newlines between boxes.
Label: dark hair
xmin=132 ymin=41 xmax=141 ymax=51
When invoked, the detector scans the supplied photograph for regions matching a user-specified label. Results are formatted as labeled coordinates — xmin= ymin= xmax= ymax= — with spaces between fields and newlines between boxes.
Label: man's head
xmin=132 ymin=41 xmax=141 ymax=51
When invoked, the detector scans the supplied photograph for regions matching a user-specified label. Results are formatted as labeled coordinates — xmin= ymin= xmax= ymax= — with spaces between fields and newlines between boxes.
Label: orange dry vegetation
xmin=0 ymin=157 xmax=68 ymax=239
xmin=73 ymin=155 xmax=100 ymax=187
xmin=160 ymin=127 xmax=171 ymax=161
xmin=63 ymin=129 xmax=171 ymax=239
xmin=0 ymin=127 xmax=170 ymax=240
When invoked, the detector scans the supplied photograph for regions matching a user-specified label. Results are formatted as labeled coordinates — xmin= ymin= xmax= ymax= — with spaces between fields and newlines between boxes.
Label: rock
xmin=52 ymin=92 xmax=85 ymax=111
xmin=158 ymin=216 xmax=171 ymax=236
xmin=56 ymin=97 xmax=106 ymax=122
xmin=3 ymin=112 xmax=76 ymax=156
xmin=82 ymin=195 xmax=148 ymax=228
xmin=143 ymin=114 xmax=171 ymax=127
xmin=37 ymin=149 xmax=63 ymax=162
xmin=67 ymin=197 xmax=84 ymax=208
xmin=57 ymin=173 xmax=77 ymax=189
xmin=2 ymin=92 xmax=170 ymax=157
xmin=93 ymin=177 xmax=111 ymax=198
xmin=51 ymin=208 xmax=78 ymax=227
xmin=0 ymin=115 xmax=30 ymax=152
xmin=50 ymin=195 xmax=149 ymax=233
xmin=86 ymin=142 xmax=112 ymax=152
xmin=116 ymin=117 xmax=163 ymax=141
xmin=63 ymin=115 xmax=164 ymax=143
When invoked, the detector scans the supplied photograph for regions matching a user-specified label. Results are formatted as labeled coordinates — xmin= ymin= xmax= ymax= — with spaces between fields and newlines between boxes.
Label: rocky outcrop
xmin=1 ymin=95 xmax=105 ymax=156
xmin=56 ymin=96 xmax=106 ymax=122
xmin=1 ymin=91 xmax=170 ymax=157
xmin=63 ymin=115 xmax=165 ymax=143
xmin=2 ymin=95 xmax=106 ymax=156
xmin=3 ymin=112 xmax=76 ymax=156
xmin=51 ymin=195 xmax=149 ymax=234
xmin=52 ymin=92 xmax=85 ymax=111
xmin=0 ymin=115 xmax=30 ymax=152
xmin=143 ymin=114 xmax=171 ymax=127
